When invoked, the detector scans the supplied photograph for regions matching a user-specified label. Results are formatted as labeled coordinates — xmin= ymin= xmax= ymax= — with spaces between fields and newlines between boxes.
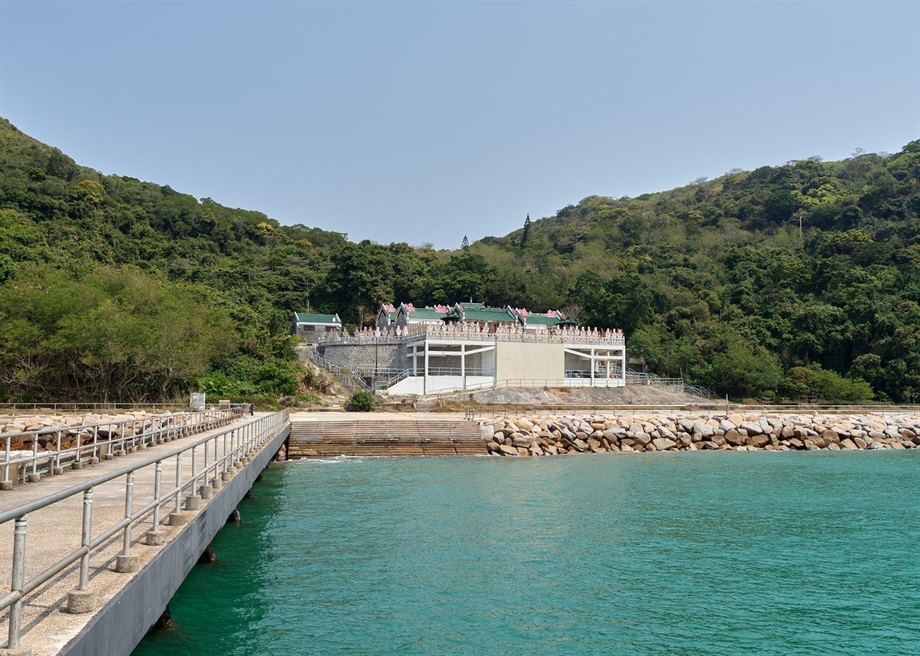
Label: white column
xmin=461 ymin=343 xmax=466 ymax=390
xmin=621 ymin=346 xmax=627 ymax=385
xmin=423 ymin=340 xmax=429 ymax=395
xmin=590 ymin=347 xmax=595 ymax=386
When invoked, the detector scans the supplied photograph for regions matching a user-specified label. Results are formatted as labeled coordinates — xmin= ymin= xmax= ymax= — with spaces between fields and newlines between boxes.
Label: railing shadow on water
xmin=0 ymin=410 xmax=289 ymax=651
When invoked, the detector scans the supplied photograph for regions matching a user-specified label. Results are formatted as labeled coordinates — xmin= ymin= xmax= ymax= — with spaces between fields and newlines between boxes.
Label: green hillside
xmin=1 ymin=117 xmax=918 ymax=402
xmin=469 ymin=146 xmax=920 ymax=402
xmin=0 ymin=118 xmax=347 ymax=403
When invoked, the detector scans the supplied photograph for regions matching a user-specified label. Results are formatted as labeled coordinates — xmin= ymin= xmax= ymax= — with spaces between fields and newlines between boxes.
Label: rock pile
xmin=0 ymin=411 xmax=177 ymax=451
xmin=481 ymin=413 xmax=920 ymax=456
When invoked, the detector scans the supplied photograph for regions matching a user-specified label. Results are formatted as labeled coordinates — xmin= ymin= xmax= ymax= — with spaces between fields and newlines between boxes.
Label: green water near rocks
xmin=133 ymin=452 xmax=920 ymax=655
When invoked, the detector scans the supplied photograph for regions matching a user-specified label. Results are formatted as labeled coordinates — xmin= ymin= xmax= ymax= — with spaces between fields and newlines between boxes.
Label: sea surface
xmin=133 ymin=451 xmax=920 ymax=655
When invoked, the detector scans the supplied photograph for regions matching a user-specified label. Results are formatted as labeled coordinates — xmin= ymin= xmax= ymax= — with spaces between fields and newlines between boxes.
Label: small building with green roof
xmin=291 ymin=312 xmax=342 ymax=343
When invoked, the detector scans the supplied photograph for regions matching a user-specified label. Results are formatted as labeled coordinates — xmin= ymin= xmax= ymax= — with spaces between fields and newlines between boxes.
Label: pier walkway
xmin=0 ymin=411 xmax=289 ymax=656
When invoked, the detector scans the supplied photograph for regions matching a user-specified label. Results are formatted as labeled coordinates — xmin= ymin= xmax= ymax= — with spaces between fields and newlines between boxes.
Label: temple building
xmin=376 ymin=301 xmax=576 ymax=332
xmin=314 ymin=302 xmax=625 ymax=396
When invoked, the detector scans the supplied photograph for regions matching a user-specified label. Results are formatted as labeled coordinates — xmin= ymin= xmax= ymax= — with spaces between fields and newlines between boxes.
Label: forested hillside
xmin=0 ymin=118 xmax=346 ymax=403
xmin=1 ymin=117 xmax=918 ymax=402
xmin=470 ymin=146 xmax=920 ymax=403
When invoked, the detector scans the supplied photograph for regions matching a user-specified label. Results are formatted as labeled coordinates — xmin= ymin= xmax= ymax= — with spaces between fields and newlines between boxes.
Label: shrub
xmin=348 ymin=391 xmax=375 ymax=412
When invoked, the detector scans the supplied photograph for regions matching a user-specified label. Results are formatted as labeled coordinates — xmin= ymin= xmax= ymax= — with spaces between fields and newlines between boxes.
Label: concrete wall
xmin=385 ymin=375 xmax=494 ymax=396
xmin=60 ymin=426 xmax=291 ymax=656
xmin=495 ymin=342 xmax=564 ymax=384
xmin=319 ymin=343 xmax=408 ymax=371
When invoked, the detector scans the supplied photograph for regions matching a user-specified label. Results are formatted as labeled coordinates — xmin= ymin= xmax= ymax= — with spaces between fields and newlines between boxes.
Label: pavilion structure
xmin=316 ymin=313 xmax=626 ymax=396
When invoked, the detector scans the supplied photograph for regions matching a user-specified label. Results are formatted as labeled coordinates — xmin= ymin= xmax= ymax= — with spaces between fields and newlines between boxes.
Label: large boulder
xmin=513 ymin=418 xmax=534 ymax=431
xmin=652 ymin=437 xmax=677 ymax=451
xmin=692 ymin=421 xmax=714 ymax=438
xmin=740 ymin=421 xmax=762 ymax=436
xmin=724 ymin=429 xmax=745 ymax=446
xmin=820 ymin=430 xmax=840 ymax=444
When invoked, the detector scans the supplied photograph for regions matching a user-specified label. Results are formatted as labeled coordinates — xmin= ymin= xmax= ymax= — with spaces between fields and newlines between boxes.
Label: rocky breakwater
xmin=480 ymin=412 xmax=920 ymax=456
xmin=0 ymin=411 xmax=179 ymax=454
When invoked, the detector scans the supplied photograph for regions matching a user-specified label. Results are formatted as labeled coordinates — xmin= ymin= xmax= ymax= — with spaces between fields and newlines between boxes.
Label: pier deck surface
xmin=0 ymin=414 xmax=273 ymax=655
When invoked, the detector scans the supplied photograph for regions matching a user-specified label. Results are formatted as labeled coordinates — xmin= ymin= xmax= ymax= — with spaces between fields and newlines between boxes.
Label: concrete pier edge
xmin=57 ymin=424 xmax=290 ymax=656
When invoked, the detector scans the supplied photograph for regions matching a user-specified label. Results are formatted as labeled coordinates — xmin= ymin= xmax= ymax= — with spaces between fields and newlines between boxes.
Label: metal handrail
xmin=1 ymin=409 xmax=243 ymax=487
xmin=0 ymin=403 xmax=186 ymax=413
xmin=383 ymin=369 xmax=410 ymax=389
xmin=423 ymin=367 xmax=491 ymax=377
xmin=0 ymin=410 xmax=288 ymax=650
xmin=406 ymin=376 xmax=627 ymax=397
xmin=308 ymin=350 xmax=372 ymax=392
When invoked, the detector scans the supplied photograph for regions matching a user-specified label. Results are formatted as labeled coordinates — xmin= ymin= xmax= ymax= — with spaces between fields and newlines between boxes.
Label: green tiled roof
xmin=460 ymin=308 xmax=518 ymax=322
xmin=293 ymin=312 xmax=341 ymax=325
xmin=407 ymin=309 xmax=448 ymax=320
xmin=523 ymin=314 xmax=563 ymax=326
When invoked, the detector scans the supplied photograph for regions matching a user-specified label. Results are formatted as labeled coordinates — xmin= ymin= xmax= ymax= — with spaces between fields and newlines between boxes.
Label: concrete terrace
xmin=0 ymin=413 xmax=286 ymax=656
xmin=288 ymin=412 xmax=487 ymax=457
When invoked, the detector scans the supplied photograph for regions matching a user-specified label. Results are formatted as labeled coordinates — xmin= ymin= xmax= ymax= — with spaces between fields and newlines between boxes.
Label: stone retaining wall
xmin=481 ymin=412 xmax=920 ymax=456
xmin=318 ymin=343 xmax=406 ymax=372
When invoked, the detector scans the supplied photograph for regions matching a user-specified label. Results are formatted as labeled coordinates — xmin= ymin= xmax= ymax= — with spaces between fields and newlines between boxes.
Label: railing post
xmin=78 ymin=489 xmax=93 ymax=590
xmin=53 ymin=429 xmax=63 ymax=475
xmin=174 ymin=456 xmax=182 ymax=513
xmin=7 ymin=516 xmax=27 ymax=648
xmin=200 ymin=442 xmax=212 ymax=499
xmin=66 ymin=489 xmax=98 ymax=613
xmin=30 ymin=436 xmax=38 ymax=478
xmin=145 ymin=460 xmax=164 ymax=544
xmin=116 ymin=472 xmax=139 ymax=572
xmin=185 ymin=446 xmax=200 ymax=510
xmin=2 ymin=436 xmax=11 ymax=489
xmin=75 ymin=430 xmax=83 ymax=468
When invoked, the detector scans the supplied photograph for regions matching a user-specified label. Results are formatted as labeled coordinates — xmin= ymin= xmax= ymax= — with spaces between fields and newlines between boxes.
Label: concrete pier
xmin=288 ymin=412 xmax=487 ymax=457
xmin=0 ymin=413 xmax=289 ymax=656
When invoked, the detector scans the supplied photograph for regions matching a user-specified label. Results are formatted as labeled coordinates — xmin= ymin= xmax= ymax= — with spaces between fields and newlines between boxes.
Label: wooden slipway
xmin=288 ymin=412 xmax=487 ymax=457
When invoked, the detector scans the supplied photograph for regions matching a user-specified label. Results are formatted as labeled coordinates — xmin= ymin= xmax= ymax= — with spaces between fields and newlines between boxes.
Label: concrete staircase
xmin=289 ymin=419 xmax=486 ymax=457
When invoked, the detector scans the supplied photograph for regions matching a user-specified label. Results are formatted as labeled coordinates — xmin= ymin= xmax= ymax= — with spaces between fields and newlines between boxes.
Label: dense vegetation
xmin=1 ymin=117 xmax=917 ymax=403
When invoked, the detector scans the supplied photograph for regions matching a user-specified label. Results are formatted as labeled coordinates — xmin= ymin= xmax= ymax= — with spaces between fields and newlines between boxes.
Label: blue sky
xmin=1 ymin=1 xmax=918 ymax=248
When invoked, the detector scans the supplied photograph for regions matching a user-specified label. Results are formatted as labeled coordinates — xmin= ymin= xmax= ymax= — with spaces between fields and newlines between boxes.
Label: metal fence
xmin=0 ymin=410 xmax=288 ymax=650
xmin=319 ymin=324 xmax=626 ymax=347
xmin=0 ymin=403 xmax=190 ymax=414
xmin=2 ymin=409 xmax=243 ymax=488
xmin=308 ymin=350 xmax=372 ymax=392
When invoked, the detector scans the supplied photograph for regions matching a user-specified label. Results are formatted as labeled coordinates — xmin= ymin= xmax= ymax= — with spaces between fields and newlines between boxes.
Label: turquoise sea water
xmin=133 ymin=452 xmax=920 ymax=655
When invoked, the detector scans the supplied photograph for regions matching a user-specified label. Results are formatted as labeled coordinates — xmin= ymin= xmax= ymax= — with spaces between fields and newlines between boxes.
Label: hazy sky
xmin=1 ymin=1 xmax=918 ymax=248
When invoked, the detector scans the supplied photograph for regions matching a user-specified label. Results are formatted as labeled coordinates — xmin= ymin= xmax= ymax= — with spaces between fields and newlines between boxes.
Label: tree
xmin=520 ymin=214 xmax=531 ymax=249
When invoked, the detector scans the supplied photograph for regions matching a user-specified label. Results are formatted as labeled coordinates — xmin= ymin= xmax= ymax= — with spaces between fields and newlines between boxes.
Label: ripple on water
xmin=134 ymin=451 xmax=920 ymax=656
